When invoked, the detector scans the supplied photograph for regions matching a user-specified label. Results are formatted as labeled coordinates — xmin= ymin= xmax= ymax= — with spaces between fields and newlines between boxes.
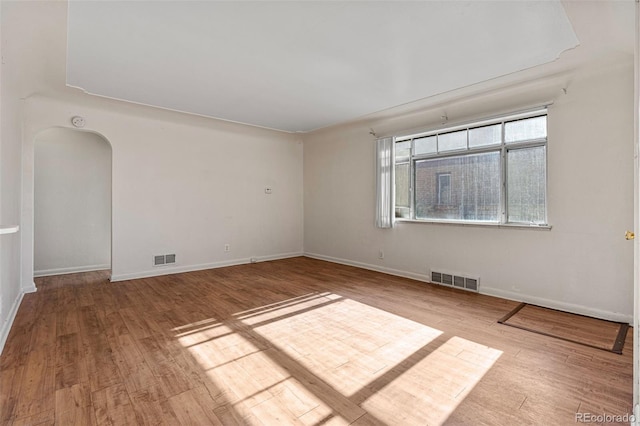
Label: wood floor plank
xmin=0 ymin=366 xmax=24 ymax=422
xmin=54 ymin=382 xmax=95 ymax=425
xmin=0 ymin=259 xmax=633 ymax=426
xmin=14 ymin=346 xmax=56 ymax=419
xmin=92 ymin=383 xmax=138 ymax=426
xmin=249 ymin=395 xmax=305 ymax=426
xmin=29 ymin=312 xmax=57 ymax=350
xmin=270 ymin=379 xmax=320 ymax=419
xmin=11 ymin=408 xmax=55 ymax=426
xmin=54 ymin=330 xmax=91 ymax=391
xmin=0 ymin=326 xmax=32 ymax=372
xmin=81 ymin=329 xmax=122 ymax=393
xmin=168 ymin=388 xmax=224 ymax=425
xmin=213 ymin=402 xmax=263 ymax=426
xmin=55 ymin=332 xmax=80 ymax=369
xmin=298 ymin=405 xmax=349 ymax=426
xmin=349 ymin=413 xmax=386 ymax=426
xmin=129 ymin=388 xmax=177 ymax=426
xmin=136 ymin=335 xmax=194 ymax=398
xmin=183 ymin=386 xmax=227 ymax=425
xmin=56 ymin=312 xmax=80 ymax=340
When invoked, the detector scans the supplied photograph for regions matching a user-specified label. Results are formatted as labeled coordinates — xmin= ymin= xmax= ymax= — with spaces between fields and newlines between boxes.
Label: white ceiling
xmin=67 ymin=1 xmax=580 ymax=133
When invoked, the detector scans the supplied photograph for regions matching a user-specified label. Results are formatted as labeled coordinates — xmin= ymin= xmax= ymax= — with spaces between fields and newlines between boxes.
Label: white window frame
xmin=394 ymin=108 xmax=549 ymax=227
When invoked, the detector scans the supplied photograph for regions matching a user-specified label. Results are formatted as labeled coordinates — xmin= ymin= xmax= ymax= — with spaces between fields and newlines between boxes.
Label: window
xmin=394 ymin=110 xmax=548 ymax=225
xmin=394 ymin=140 xmax=411 ymax=219
xmin=436 ymin=173 xmax=451 ymax=205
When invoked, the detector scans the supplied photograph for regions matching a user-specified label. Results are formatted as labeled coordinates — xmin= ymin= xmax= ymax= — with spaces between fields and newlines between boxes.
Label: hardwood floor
xmin=0 ymin=257 xmax=633 ymax=425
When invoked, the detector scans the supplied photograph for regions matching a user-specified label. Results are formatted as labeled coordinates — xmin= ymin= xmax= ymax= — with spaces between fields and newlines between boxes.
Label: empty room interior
xmin=1 ymin=1 xmax=639 ymax=425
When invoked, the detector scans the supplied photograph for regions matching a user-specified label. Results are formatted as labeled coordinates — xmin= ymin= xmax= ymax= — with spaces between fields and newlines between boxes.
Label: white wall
xmin=0 ymin=0 xmax=302 ymax=353
xmin=303 ymin=62 xmax=635 ymax=322
xmin=0 ymin=0 xmax=303 ymax=286
xmin=1 ymin=0 xmax=634 ymax=337
xmin=0 ymin=2 xmax=34 ymax=354
xmin=23 ymin=95 xmax=304 ymax=283
xmin=34 ymin=128 xmax=111 ymax=276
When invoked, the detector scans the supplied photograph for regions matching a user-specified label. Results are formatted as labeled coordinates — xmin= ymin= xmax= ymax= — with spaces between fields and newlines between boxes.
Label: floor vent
xmin=430 ymin=269 xmax=479 ymax=293
xmin=153 ymin=254 xmax=176 ymax=267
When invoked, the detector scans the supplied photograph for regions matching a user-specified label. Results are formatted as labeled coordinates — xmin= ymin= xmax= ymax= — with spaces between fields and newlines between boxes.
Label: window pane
xmin=437 ymin=173 xmax=451 ymax=205
xmin=505 ymin=116 xmax=547 ymax=143
xmin=414 ymin=136 xmax=436 ymax=155
xmin=507 ymin=146 xmax=546 ymax=223
xmin=415 ymin=152 xmax=500 ymax=222
xmin=469 ymin=124 xmax=502 ymax=148
xmin=438 ymin=130 xmax=467 ymax=152
xmin=395 ymin=162 xmax=410 ymax=210
xmin=395 ymin=140 xmax=411 ymax=161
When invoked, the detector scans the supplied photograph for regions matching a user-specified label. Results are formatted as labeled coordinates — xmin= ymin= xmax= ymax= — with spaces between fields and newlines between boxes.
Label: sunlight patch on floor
xmin=175 ymin=293 xmax=501 ymax=425
xmin=172 ymin=317 xmax=219 ymax=332
xmin=361 ymin=336 xmax=502 ymax=425
xmin=239 ymin=293 xmax=341 ymax=326
xmin=253 ymin=297 xmax=444 ymax=394
xmin=234 ymin=292 xmax=329 ymax=317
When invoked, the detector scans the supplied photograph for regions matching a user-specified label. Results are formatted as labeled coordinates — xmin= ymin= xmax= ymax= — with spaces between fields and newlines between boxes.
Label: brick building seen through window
xmin=394 ymin=112 xmax=547 ymax=225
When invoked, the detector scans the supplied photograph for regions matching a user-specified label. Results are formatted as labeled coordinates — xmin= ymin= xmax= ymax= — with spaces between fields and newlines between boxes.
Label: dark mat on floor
xmin=498 ymin=303 xmax=628 ymax=354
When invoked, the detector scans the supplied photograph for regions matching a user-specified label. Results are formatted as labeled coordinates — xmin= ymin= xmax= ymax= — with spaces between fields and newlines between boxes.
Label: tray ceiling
xmin=67 ymin=1 xmax=579 ymax=132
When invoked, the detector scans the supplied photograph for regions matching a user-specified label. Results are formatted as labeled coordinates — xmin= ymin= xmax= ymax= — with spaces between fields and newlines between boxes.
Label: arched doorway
xmin=33 ymin=128 xmax=112 ymax=277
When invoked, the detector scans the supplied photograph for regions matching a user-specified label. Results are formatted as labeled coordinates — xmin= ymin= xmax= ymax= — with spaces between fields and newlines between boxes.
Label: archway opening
xmin=33 ymin=128 xmax=112 ymax=278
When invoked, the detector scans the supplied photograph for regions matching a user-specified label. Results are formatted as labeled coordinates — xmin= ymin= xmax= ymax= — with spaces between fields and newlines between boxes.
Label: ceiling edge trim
xmin=64 ymin=83 xmax=297 ymax=135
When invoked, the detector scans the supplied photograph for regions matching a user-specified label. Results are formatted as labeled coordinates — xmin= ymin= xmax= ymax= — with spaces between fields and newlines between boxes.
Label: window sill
xmin=394 ymin=218 xmax=551 ymax=231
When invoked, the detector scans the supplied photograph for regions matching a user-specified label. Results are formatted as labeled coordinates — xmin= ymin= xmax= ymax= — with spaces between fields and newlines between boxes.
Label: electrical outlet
xmin=378 ymin=249 xmax=384 ymax=259
xmin=224 ymin=244 xmax=230 ymax=252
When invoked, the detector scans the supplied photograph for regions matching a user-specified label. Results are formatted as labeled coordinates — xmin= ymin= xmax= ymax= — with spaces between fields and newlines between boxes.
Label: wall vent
xmin=429 ymin=269 xmax=479 ymax=293
xmin=153 ymin=254 xmax=176 ymax=267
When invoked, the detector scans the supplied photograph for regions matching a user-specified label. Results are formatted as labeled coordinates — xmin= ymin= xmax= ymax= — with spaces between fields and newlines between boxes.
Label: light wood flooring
xmin=0 ymin=257 xmax=633 ymax=425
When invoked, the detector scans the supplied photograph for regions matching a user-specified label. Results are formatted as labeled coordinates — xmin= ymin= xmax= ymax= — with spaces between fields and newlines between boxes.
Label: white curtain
xmin=375 ymin=136 xmax=394 ymax=228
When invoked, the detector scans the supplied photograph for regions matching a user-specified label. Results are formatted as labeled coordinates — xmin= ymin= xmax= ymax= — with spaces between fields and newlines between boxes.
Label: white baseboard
xmin=110 ymin=252 xmax=303 ymax=282
xmin=21 ymin=281 xmax=37 ymax=293
xmin=34 ymin=264 xmax=111 ymax=278
xmin=481 ymin=286 xmax=633 ymax=324
xmin=304 ymin=252 xmax=633 ymax=324
xmin=304 ymin=252 xmax=432 ymax=283
xmin=0 ymin=291 xmax=25 ymax=356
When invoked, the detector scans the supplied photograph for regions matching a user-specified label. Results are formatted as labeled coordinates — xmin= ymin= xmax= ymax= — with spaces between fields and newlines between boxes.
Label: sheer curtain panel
xmin=375 ymin=136 xmax=394 ymax=228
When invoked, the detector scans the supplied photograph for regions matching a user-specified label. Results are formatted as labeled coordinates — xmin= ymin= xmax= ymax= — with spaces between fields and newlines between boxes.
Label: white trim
xmin=110 ymin=252 xmax=303 ymax=282
xmin=21 ymin=281 xmax=37 ymax=293
xmin=0 ymin=291 xmax=25 ymax=356
xmin=304 ymin=252 xmax=633 ymax=324
xmin=633 ymin=0 xmax=639 ymax=413
xmin=34 ymin=264 xmax=111 ymax=278
xmin=394 ymin=106 xmax=549 ymax=142
xmin=395 ymin=218 xmax=552 ymax=230
xmin=65 ymin=84 xmax=295 ymax=135
xmin=482 ymin=286 xmax=633 ymax=324
xmin=0 ymin=225 xmax=19 ymax=235
xmin=304 ymin=252 xmax=432 ymax=283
